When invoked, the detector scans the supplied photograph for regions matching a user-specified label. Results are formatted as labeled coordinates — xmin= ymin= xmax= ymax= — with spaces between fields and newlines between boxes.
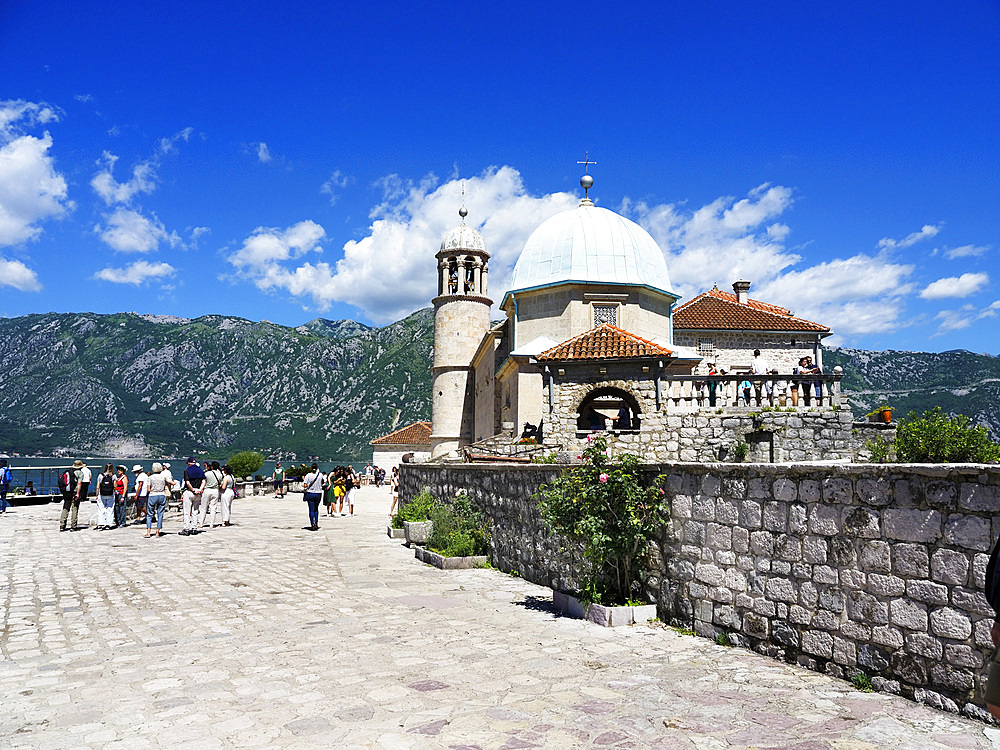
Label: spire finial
xmin=577 ymin=151 xmax=597 ymax=206
xmin=458 ymin=180 xmax=468 ymax=222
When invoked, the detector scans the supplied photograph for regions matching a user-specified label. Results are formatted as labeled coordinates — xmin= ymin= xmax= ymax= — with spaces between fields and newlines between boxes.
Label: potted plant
xmin=414 ymin=490 xmax=491 ymax=569
xmin=398 ymin=488 xmax=435 ymax=546
xmin=866 ymin=405 xmax=892 ymax=423
xmin=537 ymin=433 xmax=668 ymax=627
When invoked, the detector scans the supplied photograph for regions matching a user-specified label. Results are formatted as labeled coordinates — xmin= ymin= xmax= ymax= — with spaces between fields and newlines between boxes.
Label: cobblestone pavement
xmin=2 ymin=486 xmax=999 ymax=749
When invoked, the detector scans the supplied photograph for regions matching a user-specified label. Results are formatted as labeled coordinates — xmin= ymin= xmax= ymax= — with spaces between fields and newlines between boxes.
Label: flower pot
xmin=880 ymin=409 xmax=892 ymax=423
xmin=414 ymin=546 xmax=488 ymax=569
xmin=403 ymin=520 xmax=433 ymax=546
xmin=552 ymin=591 xmax=657 ymax=628
xmin=387 ymin=525 xmax=405 ymax=539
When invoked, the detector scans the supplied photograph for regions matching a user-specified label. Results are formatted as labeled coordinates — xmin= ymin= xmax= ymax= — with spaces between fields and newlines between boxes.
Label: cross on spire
xmin=577 ymin=151 xmax=597 ymax=173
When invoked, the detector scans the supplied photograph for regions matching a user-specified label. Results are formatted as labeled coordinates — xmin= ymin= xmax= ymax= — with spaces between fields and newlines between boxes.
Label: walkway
xmin=1 ymin=487 xmax=998 ymax=749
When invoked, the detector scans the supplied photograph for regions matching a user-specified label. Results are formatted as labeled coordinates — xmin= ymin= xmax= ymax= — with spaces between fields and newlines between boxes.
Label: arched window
xmin=576 ymin=387 xmax=641 ymax=432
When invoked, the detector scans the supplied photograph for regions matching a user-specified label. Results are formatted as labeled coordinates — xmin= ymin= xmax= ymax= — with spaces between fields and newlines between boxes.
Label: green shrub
xmin=895 ymin=407 xmax=1000 ymax=463
xmin=228 ymin=451 xmax=264 ymax=478
xmin=850 ymin=671 xmax=874 ymax=692
xmin=732 ymin=440 xmax=749 ymax=462
xmin=538 ymin=433 xmax=668 ymax=606
xmin=398 ymin=488 xmax=435 ymax=522
xmin=284 ymin=464 xmax=312 ymax=480
xmin=865 ymin=436 xmax=893 ymax=463
xmin=427 ymin=492 xmax=490 ymax=557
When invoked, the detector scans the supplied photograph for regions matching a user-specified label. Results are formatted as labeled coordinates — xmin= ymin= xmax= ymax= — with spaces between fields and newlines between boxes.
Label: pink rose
xmin=599 ymin=473 xmax=609 ymax=483
xmin=576 ymin=455 xmax=582 ymax=460
xmin=586 ymin=433 xmax=595 ymax=443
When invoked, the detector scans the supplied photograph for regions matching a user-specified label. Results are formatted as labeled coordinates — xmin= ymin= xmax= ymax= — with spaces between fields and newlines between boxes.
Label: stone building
xmin=370 ymin=420 xmax=432 ymax=472
xmin=673 ymin=281 xmax=831 ymax=373
xmin=429 ymin=173 xmax=846 ymax=462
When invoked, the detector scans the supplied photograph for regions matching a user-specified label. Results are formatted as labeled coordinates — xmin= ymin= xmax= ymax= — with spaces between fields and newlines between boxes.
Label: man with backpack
xmin=0 ymin=459 xmax=11 ymax=513
xmin=58 ymin=461 xmax=82 ymax=531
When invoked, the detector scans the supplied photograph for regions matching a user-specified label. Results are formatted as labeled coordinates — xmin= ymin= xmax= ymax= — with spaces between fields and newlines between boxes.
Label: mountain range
xmin=0 ymin=309 xmax=996 ymax=459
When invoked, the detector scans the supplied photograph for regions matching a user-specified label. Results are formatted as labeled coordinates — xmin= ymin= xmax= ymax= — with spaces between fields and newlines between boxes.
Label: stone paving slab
xmin=1 ymin=488 xmax=998 ymax=748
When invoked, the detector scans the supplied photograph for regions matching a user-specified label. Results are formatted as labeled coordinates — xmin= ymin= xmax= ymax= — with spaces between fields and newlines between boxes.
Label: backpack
xmin=99 ymin=473 xmax=115 ymax=495
xmin=1 ymin=467 xmax=11 ymax=484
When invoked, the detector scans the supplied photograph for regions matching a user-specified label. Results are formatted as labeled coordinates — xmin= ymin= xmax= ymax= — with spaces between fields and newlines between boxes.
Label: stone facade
xmin=674 ymin=330 xmax=825 ymax=373
xmin=542 ymin=362 xmax=853 ymax=462
xmin=400 ymin=461 xmax=1000 ymax=718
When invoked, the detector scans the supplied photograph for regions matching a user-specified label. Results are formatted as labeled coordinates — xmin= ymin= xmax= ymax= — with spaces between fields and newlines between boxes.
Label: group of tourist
xmin=56 ymin=457 xmax=237 ymax=536
xmin=698 ymin=350 xmax=825 ymax=408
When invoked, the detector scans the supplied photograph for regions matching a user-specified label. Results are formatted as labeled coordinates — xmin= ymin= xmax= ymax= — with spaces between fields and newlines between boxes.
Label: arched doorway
xmin=576 ymin=387 xmax=642 ymax=433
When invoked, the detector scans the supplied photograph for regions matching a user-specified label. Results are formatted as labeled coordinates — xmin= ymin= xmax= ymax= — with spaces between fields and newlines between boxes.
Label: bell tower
xmin=430 ymin=205 xmax=492 ymax=458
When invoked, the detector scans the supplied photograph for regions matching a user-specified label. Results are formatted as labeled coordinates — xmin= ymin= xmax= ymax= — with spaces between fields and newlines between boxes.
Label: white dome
xmin=440 ymin=223 xmax=487 ymax=254
xmin=508 ymin=204 xmax=674 ymax=295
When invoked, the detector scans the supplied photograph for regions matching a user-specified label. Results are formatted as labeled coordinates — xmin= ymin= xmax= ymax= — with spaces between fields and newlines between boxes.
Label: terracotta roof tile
xmin=537 ymin=324 xmax=674 ymax=361
xmin=370 ymin=420 xmax=432 ymax=446
xmin=673 ymin=288 xmax=829 ymax=333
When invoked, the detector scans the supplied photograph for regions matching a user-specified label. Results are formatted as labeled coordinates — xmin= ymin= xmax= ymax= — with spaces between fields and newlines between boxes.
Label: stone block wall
xmin=400 ymin=461 xmax=1000 ymax=718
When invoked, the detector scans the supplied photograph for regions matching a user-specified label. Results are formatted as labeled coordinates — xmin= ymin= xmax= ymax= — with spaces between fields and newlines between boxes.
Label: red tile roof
xmin=537 ymin=324 xmax=674 ymax=361
xmin=673 ymin=287 xmax=829 ymax=333
xmin=370 ymin=420 xmax=433 ymax=446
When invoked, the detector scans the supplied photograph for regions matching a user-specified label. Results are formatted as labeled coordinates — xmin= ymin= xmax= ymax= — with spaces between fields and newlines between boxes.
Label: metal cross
xmin=577 ymin=152 xmax=597 ymax=173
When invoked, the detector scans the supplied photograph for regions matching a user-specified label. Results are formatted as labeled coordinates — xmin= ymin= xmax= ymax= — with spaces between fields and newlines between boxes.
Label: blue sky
xmin=1 ymin=1 xmax=998 ymax=352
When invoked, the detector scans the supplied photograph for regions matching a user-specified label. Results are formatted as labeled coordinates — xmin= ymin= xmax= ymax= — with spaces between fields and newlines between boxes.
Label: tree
xmin=227 ymin=451 xmax=265 ymax=478
xmin=537 ymin=434 xmax=668 ymax=605
xmin=895 ymin=407 xmax=1000 ymax=463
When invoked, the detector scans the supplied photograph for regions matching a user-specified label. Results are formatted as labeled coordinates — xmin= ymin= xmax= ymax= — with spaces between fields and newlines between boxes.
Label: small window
xmin=593 ymin=304 xmax=618 ymax=327
xmin=698 ymin=338 xmax=714 ymax=356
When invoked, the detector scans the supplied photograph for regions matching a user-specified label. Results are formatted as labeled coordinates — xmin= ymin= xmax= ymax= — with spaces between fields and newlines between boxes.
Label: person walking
xmin=144 ymin=462 xmax=169 ymax=538
xmin=343 ymin=466 xmax=357 ymax=516
xmin=302 ymin=463 xmax=325 ymax=531
xmin=271 ymin=462 xmax=286 ymax=498
xmin=0 ymin=459 xmax=11 ymax=513
xmin=95 ymin=463 xmax=116 ymax=530
xmin=389 ymin=466 xmax=399 ymax=517
xmin=220 ymin=465 xmax=235 ymax=526
xmin=113 ymin=466 xmax=129 ymax=527
xmin=58 ymin=462 xmax=81 ymax=531
xmin=200 ymin=461 xmax=223 ymax=528
xmin=181 ymin=457 xmax=205 ymax=536
xmin=132 ymin=464 xmax=149 ymax=523
xmin=324 ymin=467 xmax=339 ymax=516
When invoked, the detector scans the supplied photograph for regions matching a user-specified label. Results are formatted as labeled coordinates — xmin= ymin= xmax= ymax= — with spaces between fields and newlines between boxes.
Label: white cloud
xmin=225 ymin=167 xmax=577 ymax=323
xmin=0 ymin=101 xmax=71 ymax=249
xmin=932 ymin=300 xmax=1000 ymax=336
xmin=256 ymin=142 xmax=271 ymax=163
xmin=878 ymin=223 xmax=941 ymax=250
xmin=0 ymin=257 xmax=41 ymax=291
xmin=96 ymin=208 xmax=179 ymax=253
xmin=944 ymin=244 xmax=989 ymax=259
xmin=0 ymin=100 xmax=59 ymax=136
xmin=158 ymin=127 xmax=194 ymax=154
xmin=632 ymin=184 xmax=800 ymax=302
xmin=90 ymin=151 xmax=157 ymax=205
xmin=320 ymin=170 xmax=353 ymax=204
xmin=93 ymin=260 xmax=176 ymax=285
xmin=920 ymin=272 xmax=989 ymax=300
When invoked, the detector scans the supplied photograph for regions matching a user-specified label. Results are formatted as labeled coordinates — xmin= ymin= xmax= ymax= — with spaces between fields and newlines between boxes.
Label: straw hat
xmin=72 ymin=460 xmax=84 ymax=468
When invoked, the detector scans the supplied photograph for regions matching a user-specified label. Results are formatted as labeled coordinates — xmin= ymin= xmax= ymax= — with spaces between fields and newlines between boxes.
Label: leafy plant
xmin=537 ymin=433 xmax=668 ymax=606
xmin=398 ymin=487 xmax=435 ymax=522
xmin=895 ymin=407 xmax=1000 ymax=463
xmin=531 ymin=451 xmax=558 ymax=464
xmin=715 ymin=632 xmax=732 ymax=647
xmin=283 ymin=464 xmax=312 ymax=480
xmin=427 ymin=492 xmax=490 ymax=557
xmin=865 ymin=436 xmax=893 ymax=463
xmin=732 ymin=440 xmax=749 ymax=462
xmin=227 ymin=451 xmax=264 ymax=479
xmin=850 ymin=671 xmax=874 ymax=692
xmin=866 ymin=404 xmax=891 ymax=417
xmin=390 ymin=513 xmax=404 ymax=529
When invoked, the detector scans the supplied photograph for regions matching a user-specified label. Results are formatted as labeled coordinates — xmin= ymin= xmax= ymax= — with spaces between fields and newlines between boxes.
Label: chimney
xmin=732 ymin=279 xmax=751 ymax=305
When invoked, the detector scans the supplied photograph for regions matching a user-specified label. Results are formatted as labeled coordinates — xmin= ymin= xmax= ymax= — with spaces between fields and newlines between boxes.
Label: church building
xmin=429 ymin=173 xmax=849 ymax=464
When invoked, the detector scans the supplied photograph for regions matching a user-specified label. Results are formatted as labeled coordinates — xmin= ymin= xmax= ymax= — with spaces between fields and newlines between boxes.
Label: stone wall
xmin=400 ymin=461 xmax=1000 ymax=719
xmin=545 ymin=366 xmax=855 ymax=462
